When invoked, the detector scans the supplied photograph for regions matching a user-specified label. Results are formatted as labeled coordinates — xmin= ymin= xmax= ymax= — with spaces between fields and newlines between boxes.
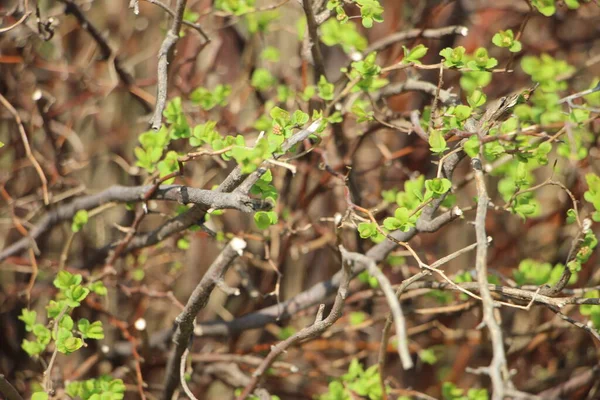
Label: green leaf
xmin=532 ymin=0 xmax=556 ymax=16
xmin=18 ymin=309 xmax=37 ymax=331
xmin=320 ymin=18 xmax=368 ymax=53
xmin=464 ymin=135 xmax=480 ymax=158
xmin=425 ymin=178 xmax=452 ymax=198
xmin=72 ymin=209 xmax=89 ymax=232
xmin=89 ymin=281 xmax=108 ymax=296
xmin=46 ymin=300 xmax=67 ymax=318
xmin=157 ymin=151 xmax=180 ymax=184
xmin=190 ymin=84 xmax=231 ymax=110
xmin=453 ymin=105 xmax=472 ymax=121
xmin=22 ymin=339 xmax=45 ymax=356
xmin=34 ymin=324 xmax=52 ymax=346
xmin=32 ymin=392 xmax=49 ymax=400
xmin=428 ymin=130 xmax=448 ymax=154
xmin=260 ymin=46 xmax=280 ymax=62
xmin=317 ymin=75 xmax=335 ymax=101
xmin=292 ymin=110 xmax=309 ymax=126
xmin=56 ymin=327 xmax=83 ymax=354
xmin=54 ymin=270 xmax=82 ymax=291
xmin=419 ymin=348 xmax=438 ymax=365
xmin=440 ymin=46 xmax=466 ymax=68
xmin=402 ymin=44 xmax=428 ymax=64
xmin=65 ymin=285 xmax=90 ymax=307
xmin=78 ymin=318 xmax=105 ymax=340
xmin=467 ymin=89 xmax=487 ymax=108
xmin=357 ymin=222 xmax=378 ymax=239
xmin=254 ymin=211 xmax=278 ymax=229
xmin=349 ymin=311 xmax=367 ymax=326
xmin=251 ymin=68 xmax=277 ymax=91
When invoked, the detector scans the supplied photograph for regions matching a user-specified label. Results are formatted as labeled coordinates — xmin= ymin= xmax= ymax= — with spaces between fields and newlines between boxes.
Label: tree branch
xmin=150 ymin=0 xmax=188 ymax=130
xmin=472 ymin=158 xmax=512 ymax=399
xmin=235 ymin=244 xmax=353 ymax=400
xmin=0 ymin=185 xmax=269 ymax=262
xmin=162 ymin=238 xmax=247 ymax=400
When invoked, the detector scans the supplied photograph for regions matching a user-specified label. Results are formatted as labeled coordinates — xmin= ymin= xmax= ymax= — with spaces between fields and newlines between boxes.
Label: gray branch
xmin=162 ymin=238 xmax=247 ymax=399
xmin=149 ymin=0 xmax=188 ymax=130
xmin=235 ymin=244 xmax=353 ymax=400
xmin=364 ymin=25 xmax=469 ymax=55
xmin=472 ymin=158 xmax=512 ymax=399
xmin=0 ymin=185 xmax=268 ymax=262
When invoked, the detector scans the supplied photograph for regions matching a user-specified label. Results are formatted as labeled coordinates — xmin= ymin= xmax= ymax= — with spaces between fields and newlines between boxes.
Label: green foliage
xmin=468 ymin=48 xmax=498 ymax=71
xmin=402 ymin=44 xmax=428 ymax=64
xmin=278 ymin=326 xmax=296 ymax=340
xmin=440 ymin=46 xmax=467 ymax=68
xmin=135 ymin=127 xmax=170 ymax=173
xmin=513 ymin=259 xmax=577 ymax=286
xmin=319 ymin=359 xmax=388 ymax=400
xmin=164 ymin=97 xmax=191 ymax=139
xmin=442 ymin=382 xmax=489 ymax=400
xmin=521 ymin=54 xmax=574 ymax=92
xmin=419 ymin=348 xmax=439 ymax=365
xmin=254 ymin=210 xmax=278 ymax=229
xmin=78 ymin=318 xmax=105 ymax=339
xmin=246 ymin=10 xmax=279 ymax=33
xmin=65 ymin=376 xmax=126 ymax=400
xmin=156 ymin=150 xmax=180 ymax=184
xmin=317 ymin=75 xmax=335 ymax=101
xmin=584 ymin=173 xmax=600 ymax=221
xmin=460 ymin=71 xmax=492 ymax=93
xmin=579 ymin=290 xmax=600 ymax=330
xmin=320 ymin=18 xmax=368 ymax=53
xmin=251 ymin=169 xmax=278 ymax=203
xmin=326 ymin=0 xmax=348 ymax=23
xmin=395 ymin=175 xmax=426 ymax=210
xmin=383 ymin=207 xmax=417 ymax=232
xmin=467 ymin=88 xmax=487 ymax=108
xmin=251 ymin=68 xmax=277 ymax=91
xmin=425 ymin=178 xmax=452 ymax=200
xmin=190 ymin=84 xmax=231 ymax=110
xmin=531 ymin=0 xmax=556 ymax=16
xmin=429 ymin=130 xmax=448 ymax=154
xmin=358 ymin=270 xmax=379 ymax=289
xmin=357 ymin=222 xmax=378 ymax=239
xmin=261 ymin=46 xmax=280 ymax=62
xmin=441 ymin=47 xmax=497 ymax=79
xmin=348 ymin=52 xmax=388 ymax=92
xmin=71 ymin=209 xmax=89 ymax=232
xmin=492 ymin=29 xmax=522 ymax=52
xmin=349 ymin=311 xmax=367 ymax=326
xmin=215 ymin=0 xmax=255 ymax=15
xmin=21 ymin=270 xmax=106 ymax=360
xmin=567 ymin=231 xmax=597 ymax=273
xmin=189 ymin=121 xmax=220 ymax=147
xmin=355 ymin=0 xmax=384 ymax=28
xmin=351 ymin=99 xmax=374 ymax=122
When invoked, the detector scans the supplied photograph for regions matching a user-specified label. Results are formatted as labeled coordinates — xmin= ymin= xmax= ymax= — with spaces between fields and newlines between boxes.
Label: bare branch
xmin=150 ymin=0 xmax=188 ymax=130
xmin=472 ymin=158 xmax=512 ymax=399
xmin=0 ymin=185 xmax=268 ymax=262
xmin=58 ymin=0 xmax=154 ymax=112
xmin=162 ymin=238 xmax=247 ymax=399
xmin=235 ymin=244 xmax=353 ymax=400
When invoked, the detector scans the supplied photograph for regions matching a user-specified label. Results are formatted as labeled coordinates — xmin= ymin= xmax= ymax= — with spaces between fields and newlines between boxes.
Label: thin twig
xmin=235 ymin=244 xmax=353 ymax=400
xmin=0 ymin=374 xmax=23 ymax=400
xmin=150 ymin=0 xmax=188 ymax=130
xmin=472 ymin=157 xmax=512 ymax=399
xmin=162 ymin=238 xmax=247 ymax=399
xmin=301 ymin=0 xmax=327 ymax=81
xmin=0 ymin=93 xmax=49 ymax=205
